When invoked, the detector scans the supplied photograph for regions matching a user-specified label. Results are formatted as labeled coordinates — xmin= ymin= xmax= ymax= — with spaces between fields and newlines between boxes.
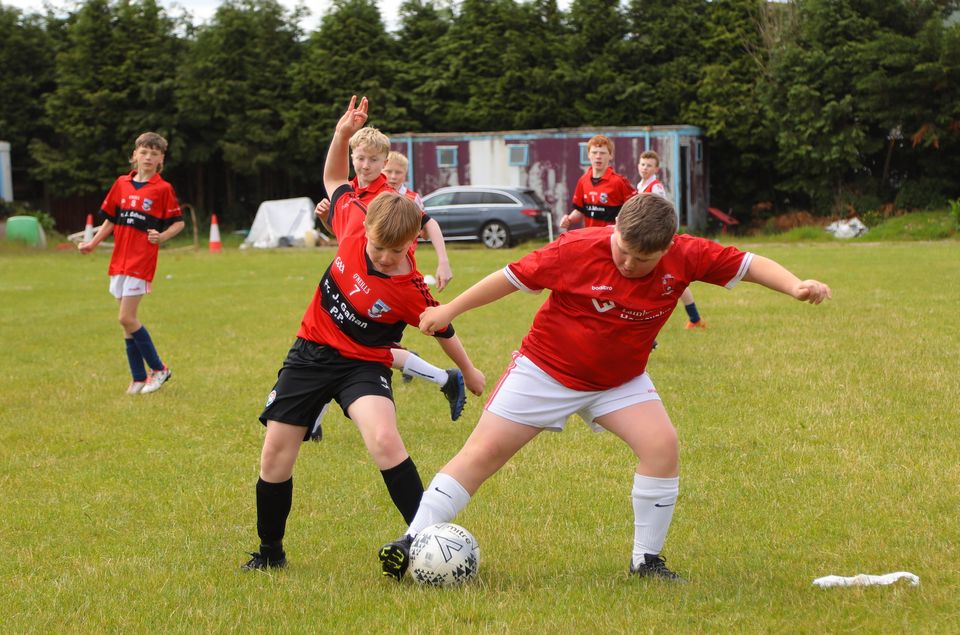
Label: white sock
xmin=631 ymin=473 xmax=679 ymax=567
xmin=407 ymin=473 xmax=471 ymax=536
xmin=402 ymin=354 xmax=449 ymax=386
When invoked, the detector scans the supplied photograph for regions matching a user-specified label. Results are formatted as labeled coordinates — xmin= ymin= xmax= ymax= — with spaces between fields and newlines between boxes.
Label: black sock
xmin=381 ymin=456 xmax=423 ymax=524
xmin=256 ymin=476 xmax=292 ymax=556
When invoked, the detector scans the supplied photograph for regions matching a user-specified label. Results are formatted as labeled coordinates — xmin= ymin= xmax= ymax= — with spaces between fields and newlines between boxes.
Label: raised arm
xmin=323 ymin=95 xmax=368 ymax=198
xmin=420 ymin=270 xmax=519 ymax=335
xmin=743 ymin=255 xmax=832 ymax=304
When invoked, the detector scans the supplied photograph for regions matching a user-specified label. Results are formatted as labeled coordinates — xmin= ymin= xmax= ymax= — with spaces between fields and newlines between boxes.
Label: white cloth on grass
xmin=813 ymin=572 xmax=919 ymax=588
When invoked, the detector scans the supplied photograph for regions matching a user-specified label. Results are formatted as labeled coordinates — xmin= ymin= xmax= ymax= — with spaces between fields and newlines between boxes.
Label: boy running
xmin=379 ymin=192 xmax=831 ymax=582
xmin=243 ymin=96 xmax=484 ymax=571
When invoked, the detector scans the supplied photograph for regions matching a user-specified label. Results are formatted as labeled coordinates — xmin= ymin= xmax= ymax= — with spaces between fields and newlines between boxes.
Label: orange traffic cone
xmin=83 ymin=214 xmax=94 ymax=242
xmin=209 ymin=214 xmax=222 ymax=253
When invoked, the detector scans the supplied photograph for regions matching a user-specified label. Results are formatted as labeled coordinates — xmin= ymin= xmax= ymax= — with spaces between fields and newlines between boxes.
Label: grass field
xmin=2 ymin=238 xmax=958 ymax=633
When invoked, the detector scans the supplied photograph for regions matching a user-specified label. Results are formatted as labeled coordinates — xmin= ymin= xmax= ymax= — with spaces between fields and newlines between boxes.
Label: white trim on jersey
xmin=726 ymin=252 xmax=755 ymax=289
xmin=502 ymin=266 xmax=542 ymax=295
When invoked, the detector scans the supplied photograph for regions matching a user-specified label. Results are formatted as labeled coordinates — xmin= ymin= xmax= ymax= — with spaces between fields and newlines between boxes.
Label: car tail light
xmin=520 ymin=208 xmax=541 ymax=217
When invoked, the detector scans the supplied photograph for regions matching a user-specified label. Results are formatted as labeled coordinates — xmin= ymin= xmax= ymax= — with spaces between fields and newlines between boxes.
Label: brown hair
xmin=615 ymin=193 xmax=677 ymax=252
xmin=365 ymin=192 xmax=421 ymax=248
xmin=587 ymin=134 xmax=614 ymax=155
xmin=130 ymin=132 xmax=168 ymax=171
xmin=639 ymin=150 xmax=660 ymax=166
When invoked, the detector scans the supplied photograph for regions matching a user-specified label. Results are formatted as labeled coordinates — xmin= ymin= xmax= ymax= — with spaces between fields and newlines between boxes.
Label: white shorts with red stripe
xmin=485 ymin=352 xmax=660 ymax=432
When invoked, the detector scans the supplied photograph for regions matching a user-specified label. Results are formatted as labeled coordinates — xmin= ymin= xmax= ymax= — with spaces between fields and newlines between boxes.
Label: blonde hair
xmin=349 ymin=127 xmax=390 ymax=158
xmin=130 ymin=132 xmax=168 ymax=171
xmin=615 ymin=193 xmax=677 ymax=253
xmin=365 ymin=192 xmax=421 ymax=248
xmin=386 ymin=151 xmax=409 ymax=170
xmin=588 ymin=134 xmax=614 ymax=155
xmin=640 ymin=150 xmax=660 ymax=166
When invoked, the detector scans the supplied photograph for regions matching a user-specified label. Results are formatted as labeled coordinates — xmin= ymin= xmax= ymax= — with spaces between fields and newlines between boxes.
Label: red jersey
xmin=296 ymin=184 xmax=453 ymax=366
xmin=638 ymin=177 xmax=666 ymax=198
xmin=504 ymin=228 xmax=751 ymax=390
xmin=350 ymin=173 xmax=393 ymax=205
xmin=397 ymin=183 xmax=425 ymax=212
xmin=571 ymin=167 xmax=637 ymax=227
xmin=100 ymin=171 xmax=182 ymax=282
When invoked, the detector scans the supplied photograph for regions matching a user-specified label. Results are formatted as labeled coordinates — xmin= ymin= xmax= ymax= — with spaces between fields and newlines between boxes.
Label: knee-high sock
xmin=130 ymin=325 xmax=164 ymax=371
xmin=684 ymin=302 xmax=701 ymax=323
xmin=125 ymin=337 xmax=147 ymax=381
xmin=256 ymin=477 xmax=292 ymax=554
xmin=631 ymin=473 xmax=679 ymax=565
xmin=407 ymin=472 xmax=471 ymax=536
xmin=401 ymin=354 xmax=449 ymax=385
xmin=381 ymin=456 xmax=423 ymax=524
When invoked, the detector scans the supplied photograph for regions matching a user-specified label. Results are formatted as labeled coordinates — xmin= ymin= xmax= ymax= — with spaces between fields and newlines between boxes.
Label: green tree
xmin=563 ymin=0 xmax=630 ymax=124
xmin=30 ymin=0 xmax=184 ymax=196
xmin=0 ymin=6 xmax=55 ymax=198
xmin=283 ymin=0 xmax=404 ymax=181
xmin=176 ymin=0 xmax=302 ymax=218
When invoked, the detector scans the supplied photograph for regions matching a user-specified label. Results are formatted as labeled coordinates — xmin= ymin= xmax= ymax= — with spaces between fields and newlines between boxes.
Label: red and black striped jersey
xmin=571 ymin=167 xmax=637 ymax=227
xmin=100 ymin=171 xmax=182 ymax=282
xmin=296 ymin=184 xmax=453 ymax=366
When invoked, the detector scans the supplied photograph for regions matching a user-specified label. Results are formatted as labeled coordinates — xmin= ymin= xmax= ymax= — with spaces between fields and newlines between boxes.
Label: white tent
xmin=242 ymin=197 xmax=327 ymax=248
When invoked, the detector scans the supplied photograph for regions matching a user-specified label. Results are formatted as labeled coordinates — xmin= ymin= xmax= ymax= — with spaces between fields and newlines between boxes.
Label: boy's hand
xmin=794 ymin=280 xmax=832 ymax=304
xmin=335 ymin=95 xmax=368 ymax=137
xmin=77 ymin=242 xmax=93 ymax=254
xmin=147 ymin=229 xmax=162 ymax=244
xmin=419 ymin=305 xmax=454 ymax=335
xmin=463 ymin=367 xmax=485 ymax=396
xmin=435 ymin=262 xmax=453 ymax=291
xmin=315 ymin=198 xmax=330 ymax=221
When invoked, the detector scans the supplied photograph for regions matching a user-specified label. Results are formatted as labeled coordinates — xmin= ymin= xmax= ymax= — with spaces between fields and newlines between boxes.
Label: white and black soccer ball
xmin=408 ymin=523 xmax=480 ymax=587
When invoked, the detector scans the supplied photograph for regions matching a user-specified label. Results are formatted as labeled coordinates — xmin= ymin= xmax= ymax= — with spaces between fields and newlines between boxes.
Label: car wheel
xmin=481 ymin=221 xmax=511 ymax=249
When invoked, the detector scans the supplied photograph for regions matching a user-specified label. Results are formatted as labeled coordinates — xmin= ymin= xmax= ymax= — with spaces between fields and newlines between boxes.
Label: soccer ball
xmin=408 ymin=523 xmax=480 ymax=587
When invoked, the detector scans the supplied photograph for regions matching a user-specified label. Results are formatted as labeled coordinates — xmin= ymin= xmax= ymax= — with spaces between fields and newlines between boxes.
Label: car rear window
xmin=481 ymin=192 xmax=516 ymax=205
xmin=519 ymin=190 xmax=547 ymax=208
xmin=424 ymin=192 xmax=456 ymax=207
xmin=451 ymin=191 xmax=487 ymax=205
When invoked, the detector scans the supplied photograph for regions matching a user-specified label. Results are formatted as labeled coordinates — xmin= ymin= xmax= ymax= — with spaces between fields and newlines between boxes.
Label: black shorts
xmin=258 ymin=337 xmax=394 ymax=429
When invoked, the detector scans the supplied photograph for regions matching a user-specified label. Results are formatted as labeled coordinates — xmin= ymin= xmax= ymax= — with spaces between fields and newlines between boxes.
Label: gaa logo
xmin=265 ymin=389 xmax=277 ymax=408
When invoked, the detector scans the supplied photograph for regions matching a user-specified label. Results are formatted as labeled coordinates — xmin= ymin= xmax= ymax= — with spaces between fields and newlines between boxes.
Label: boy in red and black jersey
xmin=561 ymin=134 xmax=637 ymax=230
xmin=79 ymin=132 xmax=184 ymax=395
xmin=243 ymin=96 xmax=485 ymax=571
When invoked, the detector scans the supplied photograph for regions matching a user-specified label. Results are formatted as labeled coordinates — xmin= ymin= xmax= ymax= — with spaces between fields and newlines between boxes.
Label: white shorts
xmin=109 ymin=275 xmax=151 ymax=299
xmin=485 ymin=353 xmax=661 ymax=432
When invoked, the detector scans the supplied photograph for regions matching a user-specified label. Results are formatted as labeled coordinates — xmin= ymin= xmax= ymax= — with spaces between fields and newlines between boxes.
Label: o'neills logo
xmin=592 ymin=284 xmax=613 ymax=291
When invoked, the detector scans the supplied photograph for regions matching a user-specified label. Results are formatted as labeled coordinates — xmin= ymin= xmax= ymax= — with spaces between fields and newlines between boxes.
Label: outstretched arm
xmin=420 ymin=270 xmax=519 ymax=335
xmin=323 ymin=95 xmax=368 ymax=198
xmin=743 ymin=255 xmax=832 ymax=304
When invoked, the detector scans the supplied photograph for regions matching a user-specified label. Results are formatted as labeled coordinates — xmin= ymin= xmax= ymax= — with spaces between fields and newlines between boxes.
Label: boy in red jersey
xmin=560 ymin=134 xmax=637 ymax=230
xmin=243 ymin=96 xmax=484 ymax=571
xmin=382 ymin=150 xmax=453 ymax=291
xmin=78 ymin=132 xmax=184 ymax=395
xmin=638 ymin=150 xmax=706 ymax=329
xmin=379 ymin=193 xmax=831 ymax=582
xmin=314 ymin=135 xmax=462 ymax=421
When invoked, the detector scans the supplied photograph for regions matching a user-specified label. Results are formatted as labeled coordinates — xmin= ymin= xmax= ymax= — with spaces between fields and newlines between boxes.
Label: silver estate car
xmin=421 ymin=186 xmax=551 ymax=249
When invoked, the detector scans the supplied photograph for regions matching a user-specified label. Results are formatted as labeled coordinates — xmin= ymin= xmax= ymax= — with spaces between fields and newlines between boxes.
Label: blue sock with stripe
xmin=125 ymin=337 xmax=148 ymax=382
xmin=684 ymin=302 xmax=701 ymax=323
xmin=131 ymin=326 xmax=164 ymax=371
